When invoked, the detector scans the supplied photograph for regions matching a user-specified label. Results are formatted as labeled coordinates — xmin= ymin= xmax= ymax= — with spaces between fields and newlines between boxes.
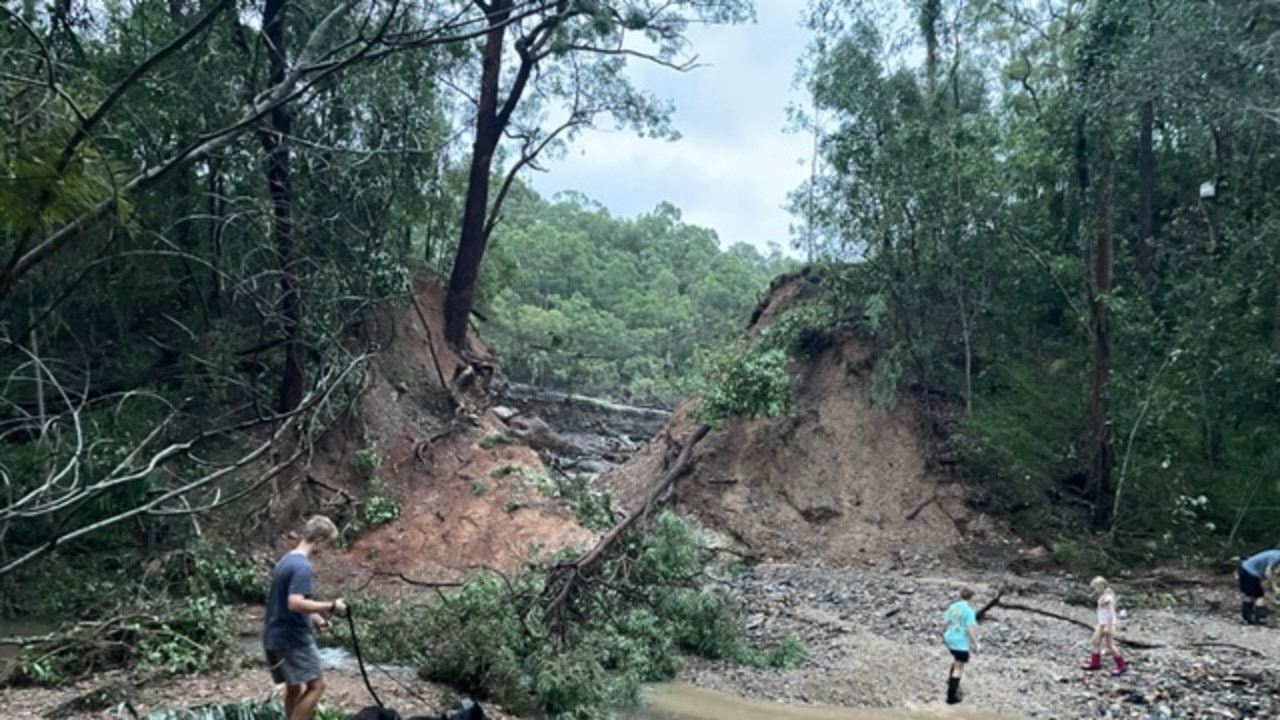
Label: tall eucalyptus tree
xmin=440 ymin=0 xmax=755 ymax=349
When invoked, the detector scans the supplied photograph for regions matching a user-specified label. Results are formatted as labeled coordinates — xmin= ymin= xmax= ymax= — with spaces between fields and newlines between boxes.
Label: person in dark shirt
xmin=263 ymin=515 xmax=346 ymax=720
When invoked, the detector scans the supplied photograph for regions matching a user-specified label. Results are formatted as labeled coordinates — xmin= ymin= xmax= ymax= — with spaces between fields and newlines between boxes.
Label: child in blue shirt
xmin=942 ymin=587 xmax=979 ymax=705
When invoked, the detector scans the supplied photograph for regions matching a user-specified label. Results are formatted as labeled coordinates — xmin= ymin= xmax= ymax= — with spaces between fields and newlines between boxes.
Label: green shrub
xmin=478 ymin=433 xmax=518 ymax=450
xmin=694 ymin=348 xmax=791 ymax=427
xmin=8 ymin=594 xmax=240 ymax=686
xmin=325 ymin=512 xmax=788 ymax=719
xmin=758 ymin=303 xmax=834 ymax=359
xmin=185 ymin=542 xmax=268 ymax=603
xmin=360 ymin=479 xmax=400 ymax=528
xmin=528 ymin=472 xmax=616 ymax=532
xmin=352 ymin=445 xmax=381 ymax=479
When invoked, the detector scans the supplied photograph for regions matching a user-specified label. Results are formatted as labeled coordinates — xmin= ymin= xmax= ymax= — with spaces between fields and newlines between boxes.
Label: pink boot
xmin=1080 ymin=652 xmax=1102 ymax=671
xmin=1110 ymin=655 xmax=1128 ymax=676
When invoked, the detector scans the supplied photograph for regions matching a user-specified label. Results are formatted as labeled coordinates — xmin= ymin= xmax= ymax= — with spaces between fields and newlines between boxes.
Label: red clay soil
xmin=261 ymin=276 xmax=596 ymax=595
xmin=259 ymin=271 xmax=1009 ymax=592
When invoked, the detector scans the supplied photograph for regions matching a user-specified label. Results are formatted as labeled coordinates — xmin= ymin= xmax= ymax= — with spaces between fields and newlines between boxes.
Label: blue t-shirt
xmin=943 ymin=600 xmax=977 ymax=651
xmin=263 ymin=551 xmax=315 ymax=651
xmin=1242 ymin=549 xmax=1280 ymax=579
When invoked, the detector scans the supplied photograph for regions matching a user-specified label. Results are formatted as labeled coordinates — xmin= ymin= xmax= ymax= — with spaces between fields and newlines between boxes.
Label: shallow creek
xmin=635 ymin=683 xmax=1024 ymax=720
xmin=0 ymin=618 xmax=57 ymax=671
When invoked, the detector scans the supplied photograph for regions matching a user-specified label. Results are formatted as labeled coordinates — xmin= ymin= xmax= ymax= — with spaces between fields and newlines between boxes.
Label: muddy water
xmin=0 ymin=618 xmax=58 ymax=671
xmin=636 ymin=683 xmax=1025 ymax=720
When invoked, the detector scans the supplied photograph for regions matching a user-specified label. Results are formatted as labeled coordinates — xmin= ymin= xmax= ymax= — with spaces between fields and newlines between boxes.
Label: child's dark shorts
xmin=1239 ymin=565 xmax=1265 ymax=599
xmin=265 ymin=642 xmax=323 ymax=685
xmin=948 ymin=648 xmax=970 ymax=663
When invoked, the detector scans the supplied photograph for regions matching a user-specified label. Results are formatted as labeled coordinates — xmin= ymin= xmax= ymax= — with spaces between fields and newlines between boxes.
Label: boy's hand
xmin=312 ymin=614 xmax=331 ymax=632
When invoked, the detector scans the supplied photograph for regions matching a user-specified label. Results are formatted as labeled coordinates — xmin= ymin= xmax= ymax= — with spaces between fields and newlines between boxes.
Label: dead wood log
xmin=905 ymin=493 xmax=939 ymax=521
xmin=0 ymin=633 xmax=56 ymax=646
xmin=1187 ymin=641 xmax=1265 ymax=657
xmin=543 ymin=423 xmax=711 ymax=613
xmin=975 ymin=587 xmax=1006 ymax=621
xmin=992 ymin=600 xmax=1163 ymax=649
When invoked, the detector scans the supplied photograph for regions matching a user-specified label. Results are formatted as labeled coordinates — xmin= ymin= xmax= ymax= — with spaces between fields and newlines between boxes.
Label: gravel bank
xmin=679 ymin=562 xmax=1278 ymax=719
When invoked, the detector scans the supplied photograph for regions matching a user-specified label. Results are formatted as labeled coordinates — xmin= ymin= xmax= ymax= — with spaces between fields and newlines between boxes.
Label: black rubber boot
xmin=1242 ymin=601 xmax=1256 ymax=624
xmin=946 ymin=677 xmax=961 ymax=705
xmin=1254 ymin=606 xmax=1270 ymax=626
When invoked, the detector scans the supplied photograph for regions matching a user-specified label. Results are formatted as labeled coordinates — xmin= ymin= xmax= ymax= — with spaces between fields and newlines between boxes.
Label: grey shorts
xmin=265 ymin=642 xmax=323 ymax=685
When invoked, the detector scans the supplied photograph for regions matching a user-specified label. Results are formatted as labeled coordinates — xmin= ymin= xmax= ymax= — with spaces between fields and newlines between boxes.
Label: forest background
xmin=1 ymin=0 xmax=1279 ymax=714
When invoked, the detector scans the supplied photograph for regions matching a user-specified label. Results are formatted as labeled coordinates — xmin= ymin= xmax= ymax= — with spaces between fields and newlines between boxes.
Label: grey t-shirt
xmin=263 ymin=551 xmax=315 ymax=651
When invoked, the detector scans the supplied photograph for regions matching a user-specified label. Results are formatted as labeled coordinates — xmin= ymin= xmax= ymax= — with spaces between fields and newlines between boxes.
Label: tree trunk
xmin=1136 ymin=99 xmax=1155 ymax=288
xmin=1087 ymin=134 xmax=1115 ymax=530
xmin=258 ymin=0 xmax=303 ymax=411
xmin=1065 ymin=114 xmax=1090 ymax=254
xmin=921 ymin=0 xmax=941 ymax=99
xmin=208 ymin=157 xmax=224 ymax=317
xmin=444 ymin=0 xmax=514 ymax=348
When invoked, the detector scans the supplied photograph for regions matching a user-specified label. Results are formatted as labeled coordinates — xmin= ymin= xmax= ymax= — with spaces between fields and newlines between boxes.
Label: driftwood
xmin=543 ymin=424 xmax=711 ymax=613
xmin=1187 ymin=641 xmax=1266 ymax=657
xmin=905 ymin=493 xmax=939 ymax=521
xmin=975 ymin=587 xmax=1006 ymax=621
xmin=0 ymin=633 xmax=56 ymax=646
xmin=992 ymin=599 xmax=1160 ymax=648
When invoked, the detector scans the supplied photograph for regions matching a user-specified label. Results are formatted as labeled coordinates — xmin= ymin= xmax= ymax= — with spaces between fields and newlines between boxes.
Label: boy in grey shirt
xmin=263 ymin=516 xmax=347 ymax=720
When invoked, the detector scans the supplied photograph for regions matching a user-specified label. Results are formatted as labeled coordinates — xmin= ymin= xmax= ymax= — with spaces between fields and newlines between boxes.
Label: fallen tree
xmin=543 ymin=423 xmax=711 ymax=614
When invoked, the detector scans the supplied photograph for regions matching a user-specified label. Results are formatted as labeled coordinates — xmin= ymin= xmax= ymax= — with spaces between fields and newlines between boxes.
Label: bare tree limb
xmin=0 ymin=354 xmax=370 ymax=577
xmin=543 ymin=423 xmax=711 ymax=613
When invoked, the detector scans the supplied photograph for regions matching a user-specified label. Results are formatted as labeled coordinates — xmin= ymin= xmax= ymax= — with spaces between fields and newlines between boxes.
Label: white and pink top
xmin=1096 ymin=588 xmax=1117 ymax=626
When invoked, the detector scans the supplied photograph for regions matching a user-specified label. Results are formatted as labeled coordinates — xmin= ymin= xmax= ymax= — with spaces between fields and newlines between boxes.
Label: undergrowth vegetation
xmin=3 ymin=510 xmax=803 ymax=719
xmin=2 ymin=542 xmax=264 ymax=687
xmin=327 ymin=512 xmax=804 ymax=719
xmin=691 ymin=301 xmax=834 ymax=427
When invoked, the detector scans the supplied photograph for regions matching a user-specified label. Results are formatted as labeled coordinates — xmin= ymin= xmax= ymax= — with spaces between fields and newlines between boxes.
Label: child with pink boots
xmin=1081 ymin=576 xmax=1127 ymax=676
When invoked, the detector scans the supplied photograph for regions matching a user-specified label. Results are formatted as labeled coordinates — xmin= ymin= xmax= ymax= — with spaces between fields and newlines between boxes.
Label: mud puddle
xmin=637 ymin=683 xmax=1024 ymax=720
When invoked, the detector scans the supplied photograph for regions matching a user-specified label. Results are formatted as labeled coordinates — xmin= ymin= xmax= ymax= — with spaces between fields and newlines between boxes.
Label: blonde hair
xmin=301 ymin=515 xmax=339 ymax=544
xmin=1090 ymin=576 xmax=1109 ymax=592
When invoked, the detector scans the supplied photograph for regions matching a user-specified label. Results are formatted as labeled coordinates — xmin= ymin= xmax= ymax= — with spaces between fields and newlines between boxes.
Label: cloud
xmin=525 ymin=4 xmax=813 ymax=255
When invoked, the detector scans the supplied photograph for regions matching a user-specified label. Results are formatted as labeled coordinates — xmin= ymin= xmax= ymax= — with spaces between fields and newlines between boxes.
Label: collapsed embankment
xmin=599 ymin=270 xmax=1016 ymax=569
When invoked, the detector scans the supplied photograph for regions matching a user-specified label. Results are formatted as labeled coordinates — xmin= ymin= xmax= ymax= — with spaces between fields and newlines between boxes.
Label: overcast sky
xmin=525 ymin=4 xmax=815 ymax=257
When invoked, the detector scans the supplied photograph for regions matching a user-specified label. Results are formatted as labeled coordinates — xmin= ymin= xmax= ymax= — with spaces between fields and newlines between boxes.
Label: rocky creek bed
xmin=681 ymin=561 xmax=1279 ymax=719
